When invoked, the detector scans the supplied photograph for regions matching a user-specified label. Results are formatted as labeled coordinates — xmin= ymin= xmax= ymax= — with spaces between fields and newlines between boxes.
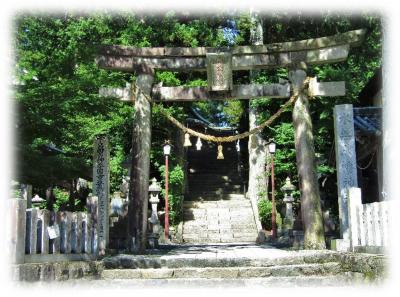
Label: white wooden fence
xmin=347 ymin=187 xmax=389 ymax=253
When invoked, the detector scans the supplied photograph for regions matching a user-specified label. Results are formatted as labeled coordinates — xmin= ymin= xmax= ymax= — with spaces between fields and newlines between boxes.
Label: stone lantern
xmin=148 ymin=178 xmax=161 ymax=248
xmin=31 ymin=194 xmax=45 ymax=209
xmin=281 ymin=177 xmax=296 ymax=233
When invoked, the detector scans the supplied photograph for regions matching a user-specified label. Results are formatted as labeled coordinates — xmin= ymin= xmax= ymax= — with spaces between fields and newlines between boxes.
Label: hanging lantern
xmin=184 ymin=133 xmax=192 ymax=147
xmin=217 ymin=144 xmax=224 ymax=160
xmin=196 ymin=137 xmax=202 ymax=151
xmin=236 ymin=140 xmax=240 ymax=152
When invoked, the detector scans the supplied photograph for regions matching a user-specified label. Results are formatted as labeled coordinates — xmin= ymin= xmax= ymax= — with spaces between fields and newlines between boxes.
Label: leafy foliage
xmin=13 ymin=12 xmax=381 ymax=224
xmin=52 ymin=187 xmax=70 ymax=211
xmin=159 ymin=164 xmax=185 ymax=226
xmin=257 ymin=198 xmax=282 ymax=230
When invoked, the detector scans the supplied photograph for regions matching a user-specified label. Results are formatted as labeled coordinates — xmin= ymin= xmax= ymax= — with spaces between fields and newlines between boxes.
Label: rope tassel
xmin=184 ymin=133 xmax=192 ymax=147
xmin=217 ymin=144 xmax=224 ymax=160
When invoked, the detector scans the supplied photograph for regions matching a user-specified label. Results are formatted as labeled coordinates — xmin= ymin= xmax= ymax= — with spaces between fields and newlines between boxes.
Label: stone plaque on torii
xmin=96 ymin=29 xmax=365 ymax=252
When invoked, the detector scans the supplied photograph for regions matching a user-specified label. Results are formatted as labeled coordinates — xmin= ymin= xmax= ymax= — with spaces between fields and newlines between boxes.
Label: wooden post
xmin=289 ymin=67 xmax=326 ymax=249
xmin=128 ymin=68 xmax=154 ymax=254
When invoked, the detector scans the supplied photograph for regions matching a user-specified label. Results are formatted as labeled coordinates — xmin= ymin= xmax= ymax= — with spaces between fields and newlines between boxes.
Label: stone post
xmin=289 ymin=68 xmax=326 ymax=249
xmin=7 ymin=199 xmax=26 ymax=264
xmin=38 ymin=209 xmax=50 ymax=254
xmin=333 ymin=104 xmax=358 ymax=251
xmin=93 ymin=135 xmax=110 ymax=256
xmin=50 ymin=211 xmax=60 ymax=254
xmin=86 ymin=194 xmax=98 ymax=255
xmin=128 ymin=69 xmax=154 ymax=254
xmin=21 ymin=184 xmax=32 ymax=209
xmin=347 ymin=187 xmax=362 ymax=251
xmin=25 ymin=208 xmax=38 ymax=254
xmin=65 ymin=211 xmax=73 ymax=254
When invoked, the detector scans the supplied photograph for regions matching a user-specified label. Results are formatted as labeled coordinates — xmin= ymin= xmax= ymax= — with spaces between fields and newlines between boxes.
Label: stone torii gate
xmin=96 ymin=29 xmax=365 ymax=253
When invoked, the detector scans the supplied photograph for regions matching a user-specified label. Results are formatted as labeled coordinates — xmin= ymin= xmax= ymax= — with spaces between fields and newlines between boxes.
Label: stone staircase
xmin=96 ymin=244 xmax=385 ymax=287
xmin=182 ymin=142 xmax=258 ymax=243
xmin=15 ymin=243 xmax=386 ymax=285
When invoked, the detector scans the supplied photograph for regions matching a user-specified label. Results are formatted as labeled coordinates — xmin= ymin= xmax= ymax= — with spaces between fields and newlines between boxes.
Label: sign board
xmin=206 ymin=51 xmax=233 ymax=92
xmin=47 ymin=224 xmax=60 ymax=239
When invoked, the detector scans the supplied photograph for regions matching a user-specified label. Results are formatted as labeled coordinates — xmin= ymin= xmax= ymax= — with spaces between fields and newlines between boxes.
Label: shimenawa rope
xmin=132 ymin=77 xmax=311 ymax=143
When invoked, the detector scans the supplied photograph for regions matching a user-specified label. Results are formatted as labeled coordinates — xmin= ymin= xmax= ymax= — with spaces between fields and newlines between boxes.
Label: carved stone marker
xmin=333 ymin=104 xmax=358 ymax=250
xmin=93 ymin=135 xmax=110 ymax=255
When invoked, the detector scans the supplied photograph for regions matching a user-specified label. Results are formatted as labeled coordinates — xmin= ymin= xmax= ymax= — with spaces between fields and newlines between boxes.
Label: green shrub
xmin=53 ymin=187 xmax=70 ymax=211
xmin=159 ymin=164 xmax=184 ymax=226
xmin=257 ymin=198 xmax=282 ymax=230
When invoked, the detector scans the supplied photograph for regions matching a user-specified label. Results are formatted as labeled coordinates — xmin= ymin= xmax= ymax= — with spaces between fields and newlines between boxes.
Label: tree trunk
xmin=128 ymin=70 xmax=154 ymax=254
xmin=248 ymin=10 xmax=267 ymax=202
xmin=248 ymin=10 xmax=267 ymax=234
xmin=289 ymin=68 xmax=326 ymax=249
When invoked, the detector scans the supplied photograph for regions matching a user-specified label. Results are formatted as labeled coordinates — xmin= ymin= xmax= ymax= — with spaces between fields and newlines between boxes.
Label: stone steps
xmin=183 ymin=197 xmax=249 ymax=206
xmin=91 ymin=274 xmax=364 ymax=287
xmin=188 ymin=183 xmax=242 ymax=189
xmin=182 ymin=236 xmax=257 ymax=244
xmin=187 ymin=189 xmax=243 ymax=196
xmin=182 ymin=200 xmax=257 ymax=244
xmin=184 ymin=141 xmax=254 ymax=244
xmin=101 ymin=262 xmax=343 ymax=280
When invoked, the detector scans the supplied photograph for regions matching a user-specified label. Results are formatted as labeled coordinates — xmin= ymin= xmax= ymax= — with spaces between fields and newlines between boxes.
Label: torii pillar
xmin=128 ymin=67 xmax=154 ymax=253
xmin=289 ymin=66 xmax=326 ymax=249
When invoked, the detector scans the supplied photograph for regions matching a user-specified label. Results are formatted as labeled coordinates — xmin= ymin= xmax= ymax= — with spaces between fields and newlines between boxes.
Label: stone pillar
xmin=25 ymin=208 xmax=38 ymax=254
xmin=86 ymin=194 xmax=98 ymax=255
xmin=7 ymin=199 xmax=26 ymax=264
xmin=289 ymin=68 xmax=326 ymax=249
xmin=21 ymin=184 xmax=32 ymax=209
xmin=70 ymin=213 xmax=78 ymax=253
xmin=65 ymin=211 xmax=73 ymax=254
xmin=128 ymin=69 xmax=154 ymax=254
xmin=333 ymin=104 xmax=358 ymax=250
xmin=38 ymin=209 xmax=50 ymax=254
xmin=80 ymin=213 xmax=87 ymax=253
xmin=50 ymin=211 xmax=60 ymax=254
xmin=93 ymin=135 xmax=110 ymax=256
xmin=347 ymin=187 xmax=362 ymax=250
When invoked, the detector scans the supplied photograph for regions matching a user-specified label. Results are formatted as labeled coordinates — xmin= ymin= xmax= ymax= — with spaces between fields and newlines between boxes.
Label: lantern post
xmin=268 ymin=139 xmax=277 ymax=239
xmin=163 ymin=141 xmax=171 ymax=240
